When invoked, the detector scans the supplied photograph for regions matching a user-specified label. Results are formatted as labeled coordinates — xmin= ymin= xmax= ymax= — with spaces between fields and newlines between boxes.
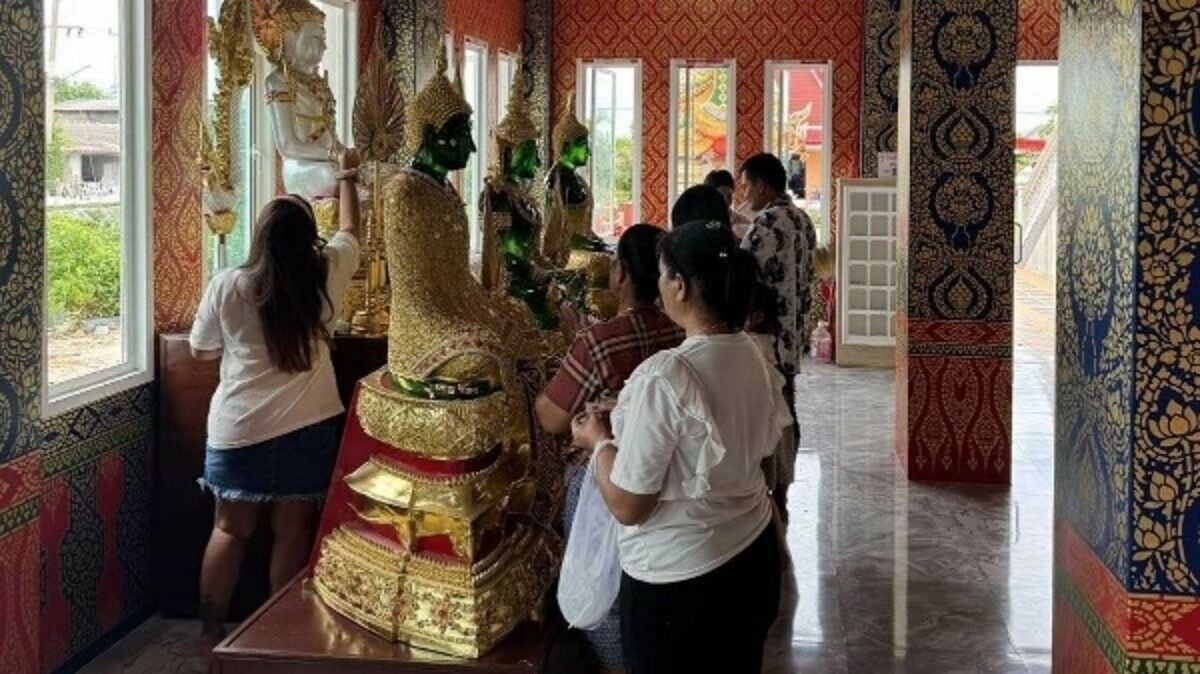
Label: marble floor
xmin=79 ymin=271 xmax=1056 ymax=674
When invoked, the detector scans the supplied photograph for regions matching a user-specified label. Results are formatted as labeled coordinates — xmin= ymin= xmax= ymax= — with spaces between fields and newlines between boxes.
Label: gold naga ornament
xmin=200 ymin=0 xmax=254 ymax=239
xmin=405 ymin=47 xmax=473 ymax=155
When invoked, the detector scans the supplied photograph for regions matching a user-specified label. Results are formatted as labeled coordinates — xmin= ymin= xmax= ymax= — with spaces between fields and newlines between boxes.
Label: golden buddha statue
xmin=309 ymin=50 xmax=557 ymax=658
xmin=543 ymin=96 xmax=618 ymax=319
xmin=253 ymin=0 xmax=340 ymax=201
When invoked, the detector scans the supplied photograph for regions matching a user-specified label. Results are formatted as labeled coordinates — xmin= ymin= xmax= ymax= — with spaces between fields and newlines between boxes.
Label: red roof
xmin=785 ymin=68 xmax=826 ymax=147
xmin=1016 ymin=137 xmax=1047 ymax=153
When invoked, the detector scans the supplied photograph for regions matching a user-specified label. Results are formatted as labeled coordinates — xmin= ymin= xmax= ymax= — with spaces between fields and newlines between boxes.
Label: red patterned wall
xmin=152 ymin=0 xmax=207 ymax=333
xmin=1018 ymin=0 xmax=1059 ymax=61
xmin=0 ymin=455 xmax=42 ymax=674
xmin=553 ymin=0 xmax=863 ymax=226
xmin=447 ymin=0 xmax=524 ymax=54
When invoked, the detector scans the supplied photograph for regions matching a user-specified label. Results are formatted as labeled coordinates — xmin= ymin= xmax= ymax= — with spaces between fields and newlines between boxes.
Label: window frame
xmin=575 ymin=58 xmax=643 ymax=239
xmin=43 ymin=0 xmax=154 ymax=416
xmin=762 ymin=60 xmax=833 ymax=246
xmin=667 ymin=58 xmax=737 ymax=212
xmin=497 ymin=50 xmax=516 ymax=129
xmin=461 ymin=37 xmax=489 ymax=258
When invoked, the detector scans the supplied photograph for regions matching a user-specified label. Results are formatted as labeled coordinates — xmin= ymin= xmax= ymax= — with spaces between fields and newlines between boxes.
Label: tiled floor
xmin=80 ymin=271 xmax=1056 ymax=674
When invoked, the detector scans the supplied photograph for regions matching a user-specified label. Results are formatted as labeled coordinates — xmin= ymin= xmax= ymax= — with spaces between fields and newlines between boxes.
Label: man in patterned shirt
xmin=739 ymin=152 xmax=817 ymax=379
xmin=739 ymin=153 xmax=816 ymax=517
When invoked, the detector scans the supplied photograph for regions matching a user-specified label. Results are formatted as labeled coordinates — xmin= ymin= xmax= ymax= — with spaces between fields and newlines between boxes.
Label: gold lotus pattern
xmin=1131 ymin=0 xmax=1200 ymax=594
xmin=1058 ymin=0 xmax=1200 ymax=600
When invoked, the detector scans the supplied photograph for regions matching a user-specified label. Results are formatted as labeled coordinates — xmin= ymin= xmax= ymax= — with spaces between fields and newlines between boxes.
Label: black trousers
xmin=619 ymin=522 xmax=782 ymax=674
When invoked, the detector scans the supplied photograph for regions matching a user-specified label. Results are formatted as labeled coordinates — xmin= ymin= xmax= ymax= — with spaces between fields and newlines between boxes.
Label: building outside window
xmin=43 ymin=0 xmax=152 ymax=413
xmin=764 ymin=61 xmax=832 ymax=243
xmin=669 ymin=59 xmax=735 ymax=210
xmin=578 ymin=59 xmax=641 ymax=239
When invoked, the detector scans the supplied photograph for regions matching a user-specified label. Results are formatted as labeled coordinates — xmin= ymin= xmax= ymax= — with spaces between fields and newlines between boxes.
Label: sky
xmin=1016 ymin=64 xmax=1059 ymax=136
xmin=46 ymin=0 xmax=121 ymax=93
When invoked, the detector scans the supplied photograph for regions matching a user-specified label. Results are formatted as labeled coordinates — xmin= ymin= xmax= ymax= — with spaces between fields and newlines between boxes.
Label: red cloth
xmin=543 ymin=307 xmax=684 ymax=416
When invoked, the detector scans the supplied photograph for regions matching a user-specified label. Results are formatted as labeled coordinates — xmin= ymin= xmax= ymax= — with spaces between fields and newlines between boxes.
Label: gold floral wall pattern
xmin=1131 ymin=0 xmax=1200 ymax=594
xmin=894 ymin=0 xmax=1016 ymax=483
xmin=152 ymin=0 xmax=206 ymax=332
xmin=1055 ymin=0 xmax=1140 ymax=583
xmin=862 ymin=0 xmax=900 ymax=177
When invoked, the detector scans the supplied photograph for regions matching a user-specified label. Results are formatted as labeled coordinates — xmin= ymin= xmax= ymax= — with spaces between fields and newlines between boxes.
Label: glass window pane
xmin=671 ymin=62 xmax=733 ymax=208
xmin=765 ymin=63 xmax=829 ymax=243
xmin=462 ymin=43 xmax=487 ymax=257
xmin=45 ymin=0 xmax=126 ymax=387
xmin=580 ymin=62 xmax=640 ymax=238
xmin=204 ymin=0 xmax=252 ymax=276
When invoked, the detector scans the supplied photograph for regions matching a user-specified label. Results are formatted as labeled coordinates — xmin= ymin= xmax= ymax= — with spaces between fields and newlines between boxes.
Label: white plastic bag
xmin=557 ymin=453 xmax=622 ymax=629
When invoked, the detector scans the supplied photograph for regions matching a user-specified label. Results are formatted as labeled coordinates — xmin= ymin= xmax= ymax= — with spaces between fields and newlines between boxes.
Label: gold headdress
xmin=406 ymin=47 xmax=473 ymax=154
xmin=495 ymin=52 xmax=539 ymax=150
xmin=552 ymin=92 xmax=589 ymax=155
xmin=251 ymin=0 xmax=325 ymax=65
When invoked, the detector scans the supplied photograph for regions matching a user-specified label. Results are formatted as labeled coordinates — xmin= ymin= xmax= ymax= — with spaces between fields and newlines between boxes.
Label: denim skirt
xmin=198 ymin=416 xmax=341 ymax=502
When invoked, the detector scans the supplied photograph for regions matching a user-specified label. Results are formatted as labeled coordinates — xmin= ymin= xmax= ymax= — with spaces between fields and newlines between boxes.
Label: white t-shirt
xmin=190 ymin=231 xmax=361 ymax=449
xmin=609 ymin=332 xmax=792 ymax=583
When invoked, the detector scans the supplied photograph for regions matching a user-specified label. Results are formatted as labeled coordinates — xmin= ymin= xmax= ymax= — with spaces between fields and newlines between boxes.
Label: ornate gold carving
xmin=383 ymin=167 xmax=512 ymax=382
xmin=552 ymin=92 xmax=589 ymax=155
xmin=355 ymin=369 xmax=518 ymax=461
xmin=201 ymin=0 xmax=254 ymax=237
xmin=495 ymin=51 xmax=539 ymax=152
xmin=405 ymin=47 xmax=473 ymax=154
xmin=312 ymin=525 xmax=555 ymax=657
xmin=353 ymin=21 xmax=406 ymax=164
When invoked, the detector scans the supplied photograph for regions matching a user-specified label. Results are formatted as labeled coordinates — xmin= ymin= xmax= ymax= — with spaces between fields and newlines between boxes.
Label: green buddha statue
xmin=543 ymin=94 xmax=609 ymax=266
xmin=543 ymin=96 xmax=617 ymax=319
xmin=480 ymin=55 xmax=561 ymax=330
xmin=381 ymin=50 xmax=530 ymax=396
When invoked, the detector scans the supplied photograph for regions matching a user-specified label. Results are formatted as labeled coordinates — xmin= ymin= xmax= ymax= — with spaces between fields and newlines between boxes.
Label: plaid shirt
xmin=543 ymin=307 xmax=684 ymax=416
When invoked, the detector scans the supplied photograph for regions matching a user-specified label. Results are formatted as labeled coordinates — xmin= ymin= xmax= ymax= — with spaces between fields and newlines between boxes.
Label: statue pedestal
xmin=211 ymin=575 xmax=549 ymax=674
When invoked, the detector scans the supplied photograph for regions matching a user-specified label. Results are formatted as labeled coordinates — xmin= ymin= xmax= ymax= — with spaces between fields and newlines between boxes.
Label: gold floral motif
xmin=312 ymin=524 xmax=555 ymax=657
xmin=344 ymin=449 xmax=530 ymax=521
xmin=355 ymin=369 xmax=514 ymax=461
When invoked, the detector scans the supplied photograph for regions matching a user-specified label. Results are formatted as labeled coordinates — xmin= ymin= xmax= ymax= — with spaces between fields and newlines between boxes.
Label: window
xmin=43 ymin=0 xmax=151 ymax=413
xmin=669 ymin=59 xmax=735 ymax=209
xmin=461 ymin=40 xmax=488 ymax=257
xmin=578 ymin=60 xmax=642 ymax=239
xmin=497 ymin=51 xmax=517 ymax=125
xmin=319 ymin=0 xmax=358 ymax=145
xmin=765 ymin=61 xmax=832 ymax=244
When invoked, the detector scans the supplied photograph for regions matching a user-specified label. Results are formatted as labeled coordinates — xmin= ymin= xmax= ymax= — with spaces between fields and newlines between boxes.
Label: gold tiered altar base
xmin=312 ymin=523 xmax=554 ymax=658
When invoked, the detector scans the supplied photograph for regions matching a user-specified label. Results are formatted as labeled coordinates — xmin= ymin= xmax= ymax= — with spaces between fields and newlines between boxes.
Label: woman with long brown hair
xmin=189 ymin=150 xmax=362 ymax=646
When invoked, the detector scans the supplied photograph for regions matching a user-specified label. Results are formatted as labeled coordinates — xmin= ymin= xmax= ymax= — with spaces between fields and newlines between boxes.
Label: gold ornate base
xmin=312 ymin=524 xmax=555 ymax=658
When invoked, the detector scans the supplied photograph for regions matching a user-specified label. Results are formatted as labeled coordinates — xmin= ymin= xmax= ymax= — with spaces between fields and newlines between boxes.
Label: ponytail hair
xmin=658 ymin=220 xmax=760 ymax=330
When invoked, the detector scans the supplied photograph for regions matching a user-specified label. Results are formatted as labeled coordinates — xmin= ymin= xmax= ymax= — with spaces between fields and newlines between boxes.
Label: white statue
xmin=253 ymin=0 xmax=341 ymax=200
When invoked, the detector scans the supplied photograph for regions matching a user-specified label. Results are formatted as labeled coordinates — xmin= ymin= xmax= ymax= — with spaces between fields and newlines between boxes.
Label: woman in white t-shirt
xmin=573 ymin=220 xmax=790 ymax=673
xmin=189 ymin=150 xmax=362 ymax=645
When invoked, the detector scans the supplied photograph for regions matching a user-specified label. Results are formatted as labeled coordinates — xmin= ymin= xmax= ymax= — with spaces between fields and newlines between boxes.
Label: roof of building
xmin=62 ymin=122 xmax=120 ymax=155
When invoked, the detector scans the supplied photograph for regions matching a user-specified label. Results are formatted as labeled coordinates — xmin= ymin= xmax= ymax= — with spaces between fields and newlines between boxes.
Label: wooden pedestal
xmin=211 ymin=578 xmax=548 ymax=673
xmin=154 ymin=333 xmax=387 ymax=618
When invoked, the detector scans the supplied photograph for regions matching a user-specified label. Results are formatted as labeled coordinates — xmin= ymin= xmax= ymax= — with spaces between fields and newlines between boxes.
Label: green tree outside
xmin=46 ymin=207 xmax=120 ymax=323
